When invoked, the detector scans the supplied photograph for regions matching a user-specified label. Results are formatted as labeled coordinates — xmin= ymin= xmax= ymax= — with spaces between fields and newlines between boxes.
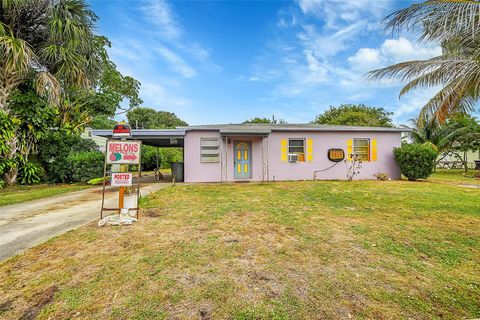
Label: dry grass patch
xmin=0 ymin=178 xmax=479 ymax=319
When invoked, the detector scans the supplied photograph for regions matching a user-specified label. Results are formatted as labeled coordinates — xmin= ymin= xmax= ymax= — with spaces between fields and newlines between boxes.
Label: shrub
xmin=67 ymin=151 xmax=104 ymax=183
xmin=38 ymin=132 xmax=99 ymax=183
xmin=393 ymin=144 xmax=438 ymax=181
xmin=18 ymin=162 xmax=44 ymax=185
xmin=374 ymin=172 xmax=390 ymax=181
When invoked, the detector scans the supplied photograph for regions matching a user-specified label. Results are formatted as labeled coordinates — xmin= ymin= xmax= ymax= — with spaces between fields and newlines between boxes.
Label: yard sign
xmin=111 ymin=172 xmax=133 ymax=187
xmin=106 ymin=140 xmax=141 ymax=164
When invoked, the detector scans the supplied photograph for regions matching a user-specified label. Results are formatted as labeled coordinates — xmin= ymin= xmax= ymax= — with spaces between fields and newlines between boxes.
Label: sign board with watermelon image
xmin=106 ymin=140 xmax=142 ymax=164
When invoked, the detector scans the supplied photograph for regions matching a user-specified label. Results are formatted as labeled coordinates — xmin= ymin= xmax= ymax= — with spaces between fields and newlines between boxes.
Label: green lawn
xmin=0 ymin=175 xmax=479 ymax=319
xmin=0 ymin=183 xmax=92 ymax=206
xmin=429 ymin=169 xmax=480 ymax=185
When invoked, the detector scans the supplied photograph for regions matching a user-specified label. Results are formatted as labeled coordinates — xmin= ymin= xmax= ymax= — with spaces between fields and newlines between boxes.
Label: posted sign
xmin=107 ymin=140 xmax=141 ymax=164
xmin=111 ymin=172 xmax=133 ymax=187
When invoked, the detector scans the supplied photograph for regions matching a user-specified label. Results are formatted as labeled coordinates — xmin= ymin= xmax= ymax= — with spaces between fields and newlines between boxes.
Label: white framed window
xmin=353 ymin=138 xmax=370 ymax=161
xmin=200 ymin=137 xmax=220 ymax=163
xmin=288 ymin=138 xmax=305 ymax=162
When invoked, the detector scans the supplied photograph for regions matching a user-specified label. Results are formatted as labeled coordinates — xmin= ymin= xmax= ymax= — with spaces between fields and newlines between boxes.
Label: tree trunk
xmin=3 ymin=135 xmax=18 ymax=186
xmin=1 ymin=73 xmax=22 ymax=186
xmin=3 ymin=167 xmax=18 ymax=186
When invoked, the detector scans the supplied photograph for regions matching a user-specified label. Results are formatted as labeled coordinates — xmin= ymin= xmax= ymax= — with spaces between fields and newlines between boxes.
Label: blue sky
xmin=89 ymin=0 xmax=443 ymax=126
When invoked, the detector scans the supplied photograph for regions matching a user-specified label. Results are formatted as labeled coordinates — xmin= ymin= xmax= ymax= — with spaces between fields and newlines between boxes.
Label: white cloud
xmin=347 ymin=37 xmax=442 ymax=73
xmin=141 ymin=0 xmax=182 ymax=40
xmin=155 ymin=46 xmax=197 ymax=78
xmin=298 ymin=22 xmax=366 ymax=59
xmin=380 ymin=37 xmax=442 ymax=63
xmin=347 ymin=47 xmax=383 ymax=71
xmin=297 ymin=0 xmax=390 ymax=29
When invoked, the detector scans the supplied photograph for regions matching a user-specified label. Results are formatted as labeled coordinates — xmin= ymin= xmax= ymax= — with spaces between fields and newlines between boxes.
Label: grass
xmin=0 ymin=183 xmax=92 ymax=207
xmin=429 ymin=169 xmax=480 ymax=185
xmin=0 ymin=173 xmax=479 ymax=319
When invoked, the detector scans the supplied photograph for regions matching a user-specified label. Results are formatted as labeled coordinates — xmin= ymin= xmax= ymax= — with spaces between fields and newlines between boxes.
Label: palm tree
xmin=407 ymin=113 xmax=479 ymax=170
xmin=0 ymin=0 xmax=101 ymax=185
xmin=407 ymin=114 xmax=467 ymax=153
xmin=368 ymin=0 xmax=480 ymax=123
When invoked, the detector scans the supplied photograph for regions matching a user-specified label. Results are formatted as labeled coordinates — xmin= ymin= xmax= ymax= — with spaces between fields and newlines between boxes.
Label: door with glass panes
xmin=233 ymin=141 xmax=251 ymax=179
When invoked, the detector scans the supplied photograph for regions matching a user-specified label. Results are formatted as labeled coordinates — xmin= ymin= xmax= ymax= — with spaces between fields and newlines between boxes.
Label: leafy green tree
xmin=127 ymin=107 xmax=187 ymax=129
xmin=243 ymin=116 xmax=286 ymax=124
xmin=446 ymin=115 xmax=480 ymax=171
xmin=37 ymin=132 xmax=99 ymax=183
xmin=243 ymin=117 xmax=274 ymax=124
xmin=312 ymin=104 xmax=394 ymax=127
xmin=89 ymin=115 xmax=117 ymax=129
xmin=58 ymin=37 xmax=142 ymax=133
xmin=369 ymin=0 xmax=480 ymax=123
xmin=0 ymin=0 xmax=104 ymax=185
xmin=127 ymin=107 xmax=187 ymax=170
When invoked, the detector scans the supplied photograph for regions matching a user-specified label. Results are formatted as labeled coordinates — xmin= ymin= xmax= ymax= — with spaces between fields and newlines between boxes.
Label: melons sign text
xmin=106 ymin=140 xmax=141 ymax=164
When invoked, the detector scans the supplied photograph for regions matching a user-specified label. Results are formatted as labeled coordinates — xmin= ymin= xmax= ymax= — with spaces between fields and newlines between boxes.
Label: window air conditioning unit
xmin=288 ymin=154 xmax=299 ymax=163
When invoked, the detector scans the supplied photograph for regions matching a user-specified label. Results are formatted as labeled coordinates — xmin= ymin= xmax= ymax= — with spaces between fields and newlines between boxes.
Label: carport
xmin=91 ymin=129 xmax=185 ymax=147
xmin=92 ymin=128 xmax=186 ymax=180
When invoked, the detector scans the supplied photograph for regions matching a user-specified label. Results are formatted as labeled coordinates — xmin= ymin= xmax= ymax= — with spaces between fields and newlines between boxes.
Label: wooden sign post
xmin=100 ymin=123 xmax=142 ymax=219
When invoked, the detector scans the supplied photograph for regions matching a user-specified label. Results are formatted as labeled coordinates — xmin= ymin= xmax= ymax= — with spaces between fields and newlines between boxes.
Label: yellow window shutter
xmin=281 ymin=139 xmax=287 ymax=161
xmin=306 ymin=138 xmax=313 ymax=161
xmin=371 ymin=139 xmax=377 ymax=161
xmin=347 ymin=139 xmax=353 ymax=160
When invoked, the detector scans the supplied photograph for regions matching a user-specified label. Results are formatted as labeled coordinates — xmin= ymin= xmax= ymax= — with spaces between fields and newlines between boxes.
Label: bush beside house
xmin=394 ymin=144 xmax=439 ymax=181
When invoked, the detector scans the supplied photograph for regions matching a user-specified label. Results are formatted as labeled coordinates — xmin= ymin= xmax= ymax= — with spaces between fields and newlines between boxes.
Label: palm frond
xmin=384 ymin=0 xmax=480 ymax=45
xmin=34 ymin=71 xmax=60 ymax=105
xmin=0 ymin=31 xmax=36 ymax=74
xmin=398 ymin=58 xmax=480 ymax=96
xmin=419 ymin=80 xmax=476 ymax=122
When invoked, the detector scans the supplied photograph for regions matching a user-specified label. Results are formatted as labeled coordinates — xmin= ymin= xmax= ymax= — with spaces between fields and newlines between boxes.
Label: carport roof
xmin=91 ymin=129 xmax=185 ymax=147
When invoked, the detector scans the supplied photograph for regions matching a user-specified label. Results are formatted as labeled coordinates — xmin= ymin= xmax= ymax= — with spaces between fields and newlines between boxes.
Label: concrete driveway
xmin=0 ymin=182 xmax=168 ymax=261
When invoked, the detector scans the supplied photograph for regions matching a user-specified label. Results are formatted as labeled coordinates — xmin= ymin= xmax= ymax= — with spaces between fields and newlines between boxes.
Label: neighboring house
xmin=183 ymin=124 xmax=407 ymax=182
xmin=81 ymin=127 xmax=108 ymax=152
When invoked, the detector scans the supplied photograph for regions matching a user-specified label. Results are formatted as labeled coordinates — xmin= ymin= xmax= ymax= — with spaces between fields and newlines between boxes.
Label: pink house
xmin=183 ymin=124 xmax=406 ymax=182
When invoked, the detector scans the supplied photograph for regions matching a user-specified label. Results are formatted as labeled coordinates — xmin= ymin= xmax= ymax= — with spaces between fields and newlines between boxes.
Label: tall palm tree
xmin=0 ymin=0 xmax=101 ymax=185
xmin=368 ymin=0 xmax=480 ymax=123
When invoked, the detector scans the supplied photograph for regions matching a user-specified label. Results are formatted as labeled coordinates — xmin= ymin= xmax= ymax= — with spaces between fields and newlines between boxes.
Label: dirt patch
xmin=141 ymin=208 xmax=163 ymax=217
xmin=20 ymin=286 xmax=58 ymax=320
xmin=458 ymin=184 xmax=480 ymax=189
xmin=0 ymin=299 xmax=12 ymax=315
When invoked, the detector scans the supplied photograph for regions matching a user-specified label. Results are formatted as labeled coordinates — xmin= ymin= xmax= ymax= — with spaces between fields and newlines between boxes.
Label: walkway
xmin=0 ymin=182 xmax=168 ymax=261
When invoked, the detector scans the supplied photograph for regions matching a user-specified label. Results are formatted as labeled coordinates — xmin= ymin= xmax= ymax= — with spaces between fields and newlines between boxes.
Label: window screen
xmin=288 ymin=139 xmax=305 ymax=162
xmin=353 ymin=138 xmax=370 ymax=161
xmin=200 ymin=138 xmax=220 ymax=163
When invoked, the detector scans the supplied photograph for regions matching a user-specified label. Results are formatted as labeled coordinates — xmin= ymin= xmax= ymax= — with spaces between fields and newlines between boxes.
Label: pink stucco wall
xmin=184 ymin=130 xmax=222 ymax=182
xmin=268 ymin=131 xmax=401 ymax=181
xmin=184 ymin=130 xmax=401 ymax=182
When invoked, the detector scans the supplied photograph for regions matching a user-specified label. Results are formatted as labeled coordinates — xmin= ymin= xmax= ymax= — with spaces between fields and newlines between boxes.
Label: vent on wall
xmin=288 ymin=154 xmax=299 ymax=163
